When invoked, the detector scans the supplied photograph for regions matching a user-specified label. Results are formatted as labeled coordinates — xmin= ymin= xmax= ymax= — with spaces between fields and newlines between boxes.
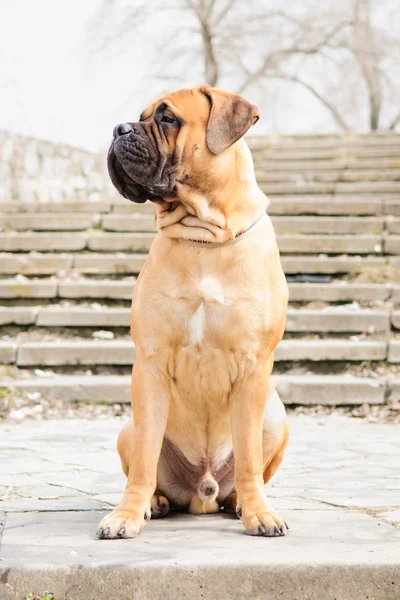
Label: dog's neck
xmin=153 ymin=141 xmax=268 ymax=244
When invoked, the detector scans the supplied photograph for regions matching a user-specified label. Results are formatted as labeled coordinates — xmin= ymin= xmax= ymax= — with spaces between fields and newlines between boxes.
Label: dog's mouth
xmin=107 ymin=126 xmax=177 ymax=204
xmin=107 ymin=147 xmax=155 ymax=204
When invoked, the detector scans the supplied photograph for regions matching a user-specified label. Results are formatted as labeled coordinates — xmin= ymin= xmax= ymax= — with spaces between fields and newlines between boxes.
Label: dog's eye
xmin=161 ymin=110 xmax=176 ymax=124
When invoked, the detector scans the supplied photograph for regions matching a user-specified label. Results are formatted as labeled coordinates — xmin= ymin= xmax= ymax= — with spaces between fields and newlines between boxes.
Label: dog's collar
xmin=179 ymin=212 xmax=266 ymax=248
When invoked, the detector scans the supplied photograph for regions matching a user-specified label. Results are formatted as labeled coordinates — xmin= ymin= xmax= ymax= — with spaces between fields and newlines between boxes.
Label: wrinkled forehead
xmin=139 ymin=88 xmax=211 ymax=123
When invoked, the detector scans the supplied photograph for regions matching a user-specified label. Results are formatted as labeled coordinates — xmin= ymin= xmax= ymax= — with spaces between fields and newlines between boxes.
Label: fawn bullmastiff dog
xmin=97 ymin=85 xmax=289 ymax=539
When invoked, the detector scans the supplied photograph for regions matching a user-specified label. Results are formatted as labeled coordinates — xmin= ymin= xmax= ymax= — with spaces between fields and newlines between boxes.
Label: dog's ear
xmin=201 ymin=87 xmax=259 ymax=155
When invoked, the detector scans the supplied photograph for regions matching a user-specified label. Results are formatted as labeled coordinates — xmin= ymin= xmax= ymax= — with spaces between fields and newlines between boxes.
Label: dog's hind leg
xmin=262 ymin=389 xmax=289 ymax=485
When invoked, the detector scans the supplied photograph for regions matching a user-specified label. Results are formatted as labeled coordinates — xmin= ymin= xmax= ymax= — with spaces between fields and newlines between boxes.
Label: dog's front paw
xmin=97 ymin=506 xmax=151 ymax=539
xmin=237 ymin=500 xmax=288 ymax=537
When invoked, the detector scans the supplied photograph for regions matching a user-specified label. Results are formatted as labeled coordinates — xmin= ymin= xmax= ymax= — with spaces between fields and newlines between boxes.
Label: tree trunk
xmin=201 ymin=22 xmax=219 ymax=86
xmin=354 ymin=0 xmax=382 ymax=131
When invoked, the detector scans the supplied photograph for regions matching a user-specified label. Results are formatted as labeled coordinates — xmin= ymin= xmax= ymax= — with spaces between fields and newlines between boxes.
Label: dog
xmin=97 ymin=86 xmax=289 ymax=539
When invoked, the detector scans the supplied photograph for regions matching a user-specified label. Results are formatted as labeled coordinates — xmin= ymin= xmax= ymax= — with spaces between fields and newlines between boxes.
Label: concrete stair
xmin=2 ymin=133 xmax=400 ymax=407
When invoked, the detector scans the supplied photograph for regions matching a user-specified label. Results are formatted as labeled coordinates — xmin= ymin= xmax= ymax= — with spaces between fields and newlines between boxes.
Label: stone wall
xmin=0 ymin=130 xmax=115 ymax=204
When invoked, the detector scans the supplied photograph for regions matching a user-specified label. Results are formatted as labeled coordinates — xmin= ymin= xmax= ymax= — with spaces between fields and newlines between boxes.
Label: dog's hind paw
xmin=150 ymin=493 xmax=171 ymax=518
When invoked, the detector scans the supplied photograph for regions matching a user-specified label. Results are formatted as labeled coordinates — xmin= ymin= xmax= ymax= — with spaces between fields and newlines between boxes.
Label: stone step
xmin=0 ymin=233 xmax=88 ymax=252
xmin=288 ymin=282 xmax=392 ymax=302
xmin=99 ymin=215 xmax=384 ymax=235
xmin=254 ymin=158 xmax=400 ymax=170
xmin=0 ymin=278 xmax=393 ymax=303
xmin=6 ymin=373 xmax=385 ymax=405
xmin=0 ymin=278 xmax=59 ymax=298
xmin=0 ymin=232 xmax=385 ymax=254
xmin=384 ymin=235 xmax=400 ymax=254
xmin=0 ymin=200 xmax=112 ymax=213
xmin=282 ymin=256 xmax=386 ymax=275
xmin=260 ymin=181 xmax=400 ymax=195
xmin=386 ymin=217 xmax=400 ymax=233
xmin=1 ymin=209 xmax=398 ymax=235
xmin=0 ymin=253 xmax=74 ymax=275
xmin=2 ymin=195 xmax=399 ymax=217
xmin=0 ymin=213 xmax=97 ymax=231
xmin=388 ymin=340 xmax=400 ymax=362
xmin=112 ymin=195 xmax=400 ymax=216
xmin=252 ymin=147 xmax=400 ymax=161
xmin=0 ymin=305 xmax=390 ymax=332
xmin=0 ymin=252 xmax=387 ymax=276
xmin=58 ymin=278 xmax=135 ymax=300
xmin=247 ymin=133 xmax=400 ymax=149
xmin=9 ymin=338 xmax=388 ymax=367
xmin=278 ymin=235 xmax=382 ymax=255
xmin=255 ymin=169 xmax=400 ymax=183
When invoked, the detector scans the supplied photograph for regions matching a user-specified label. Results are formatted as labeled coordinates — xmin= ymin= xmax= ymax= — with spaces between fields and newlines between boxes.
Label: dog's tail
xmin=197 ymin=473 xmax=219 ymax=503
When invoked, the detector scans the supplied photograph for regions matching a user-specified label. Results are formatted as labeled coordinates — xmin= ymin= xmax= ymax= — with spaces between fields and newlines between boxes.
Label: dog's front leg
xmin=97 ymin=360 xmax=169 ymax=539
xmin=230 ymin=368 xmax=287 ymax=537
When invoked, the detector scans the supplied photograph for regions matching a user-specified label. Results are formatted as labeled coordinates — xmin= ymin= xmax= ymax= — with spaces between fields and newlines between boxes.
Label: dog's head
xmin=108 ymin=86 xmax=259 ymax=204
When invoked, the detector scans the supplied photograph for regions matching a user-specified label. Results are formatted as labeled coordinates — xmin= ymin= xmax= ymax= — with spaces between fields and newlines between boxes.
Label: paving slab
xmin=0 ymin=415 xmax=399 ymax=600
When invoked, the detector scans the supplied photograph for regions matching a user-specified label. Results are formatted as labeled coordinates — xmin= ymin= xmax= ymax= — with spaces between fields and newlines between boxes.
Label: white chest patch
xmin=189 ymin=302 xmax=205 ymax=345
xmin=199 ymin=277 xmax=225 ymax=304
xmin=188 ymin=277 xmax=225 ymax=346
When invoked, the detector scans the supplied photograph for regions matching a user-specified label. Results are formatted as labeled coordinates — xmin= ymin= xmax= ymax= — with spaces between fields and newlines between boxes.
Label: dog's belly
xmin=166 ymin=342 xmax=234 ymax=463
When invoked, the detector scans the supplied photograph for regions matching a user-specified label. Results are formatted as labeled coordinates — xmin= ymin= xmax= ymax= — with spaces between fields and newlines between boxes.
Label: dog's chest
xmin=170 ymin=273 xmax=265 ymax=385
xmin=187 ymin=276 xmax=226 ymax=346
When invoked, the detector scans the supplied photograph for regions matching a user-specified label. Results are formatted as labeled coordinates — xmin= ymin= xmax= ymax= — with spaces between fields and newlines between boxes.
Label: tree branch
xmin=236 ymin=20 xmax=353 ymax=95
xmin=389 ymin=113 xmax=400 ymax=131
xmin=244 ymin=73 xmax=351 ymax=132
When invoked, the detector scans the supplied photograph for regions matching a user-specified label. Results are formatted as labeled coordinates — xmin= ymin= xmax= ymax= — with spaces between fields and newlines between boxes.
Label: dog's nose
xmin=113 ymin=123 xmax=133 ymax=139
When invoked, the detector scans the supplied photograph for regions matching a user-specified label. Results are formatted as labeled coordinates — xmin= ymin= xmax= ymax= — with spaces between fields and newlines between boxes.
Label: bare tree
xmin=87 ymin=0 xmax=400 ymax=132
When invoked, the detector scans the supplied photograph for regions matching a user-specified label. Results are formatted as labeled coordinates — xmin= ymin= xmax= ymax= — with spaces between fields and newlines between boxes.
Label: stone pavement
xmin=0 ymin=414 xmax=399 ymax=600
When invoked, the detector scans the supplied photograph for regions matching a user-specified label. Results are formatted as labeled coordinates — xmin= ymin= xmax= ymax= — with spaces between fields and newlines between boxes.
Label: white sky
xmin=1 ymin=1 xmax=398 ymax=152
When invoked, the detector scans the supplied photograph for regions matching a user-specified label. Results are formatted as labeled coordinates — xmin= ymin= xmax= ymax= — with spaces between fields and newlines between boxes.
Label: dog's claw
xmin=279 ymin=525 xmax=286 ymax=536
xmin=258 ymin=524 xmax=266 ymax=535
xmin=273 ymin=526 xmax=280 ymax=536
xmin=236 ymin=507 xmax=242 ymax=518
xmin=97 ymin=526 xmax=111 ymax=539
xmin=144 ymin=509 xmax=151 ymax=521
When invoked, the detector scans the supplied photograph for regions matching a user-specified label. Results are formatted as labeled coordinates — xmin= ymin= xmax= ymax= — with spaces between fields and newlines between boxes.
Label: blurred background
xmin=1 ymin=0 xmax=400 ymax=150
xmin=1 ymin=0 xmax=400 ymax=422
